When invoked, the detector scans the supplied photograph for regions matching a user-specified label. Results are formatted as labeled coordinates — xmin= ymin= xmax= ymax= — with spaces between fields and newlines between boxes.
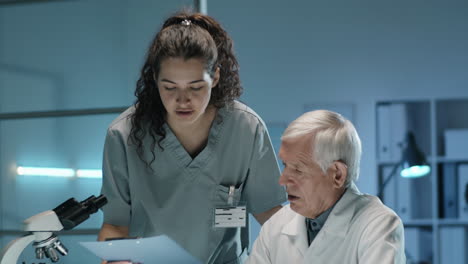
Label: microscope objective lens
xmin=35 ymin=247 xmax=45 ymax=259
xmin=54 ymin=240 xmax=68 ymax=256
xmin=46 ymin=246 xmax=59 ymax=262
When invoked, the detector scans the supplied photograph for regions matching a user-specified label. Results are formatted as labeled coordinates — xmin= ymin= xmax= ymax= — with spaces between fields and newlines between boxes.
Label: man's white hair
xmin=281 ymin=110 xmax=362 ymax=187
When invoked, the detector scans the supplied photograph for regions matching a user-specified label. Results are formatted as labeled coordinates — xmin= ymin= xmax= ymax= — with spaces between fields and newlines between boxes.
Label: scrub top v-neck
xmin=159 ymin=108 xmax=224 ymax=182
xmin=101 ymin=101 xmax=287 ymax=263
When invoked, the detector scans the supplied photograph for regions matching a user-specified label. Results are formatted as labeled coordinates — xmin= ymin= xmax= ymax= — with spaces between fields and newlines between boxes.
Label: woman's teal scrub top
xmin=101 ymin=101 xmax=287 ymax=263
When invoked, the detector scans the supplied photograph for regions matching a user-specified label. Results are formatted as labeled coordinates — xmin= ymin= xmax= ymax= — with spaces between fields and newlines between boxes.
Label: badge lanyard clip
xmin=227 ymin=185 xmax=235 ymax=206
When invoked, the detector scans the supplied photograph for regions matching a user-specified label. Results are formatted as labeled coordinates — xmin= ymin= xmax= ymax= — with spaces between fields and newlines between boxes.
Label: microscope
xmin=0 ymin=195 xmax=107 ymax=263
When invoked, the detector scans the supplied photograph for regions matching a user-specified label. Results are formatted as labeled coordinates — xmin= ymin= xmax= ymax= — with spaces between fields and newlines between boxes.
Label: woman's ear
xmin=212 ymin=67 xmax=220 ymax=88
xmin=332 ymin=161 xmax=348 ymax=189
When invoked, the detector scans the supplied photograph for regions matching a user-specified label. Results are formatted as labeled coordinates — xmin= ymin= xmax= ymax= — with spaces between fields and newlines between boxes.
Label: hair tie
xmin=181 ymin=19 xmax=191 ymax=26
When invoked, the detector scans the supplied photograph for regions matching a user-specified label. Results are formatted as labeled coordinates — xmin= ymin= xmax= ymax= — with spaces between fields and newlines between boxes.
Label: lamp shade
xmin=400 ymin=132 xmax=431 ymax=178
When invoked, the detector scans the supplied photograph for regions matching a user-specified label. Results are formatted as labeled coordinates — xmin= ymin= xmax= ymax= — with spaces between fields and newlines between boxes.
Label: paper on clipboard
xmin=79 ymin=235 xmax=201 ymax=263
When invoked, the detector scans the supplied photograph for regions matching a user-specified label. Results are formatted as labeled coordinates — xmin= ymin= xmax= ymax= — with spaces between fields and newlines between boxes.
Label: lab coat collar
xmin=281 ymin=208 xmax=309 ymax=256
xmin=280 ymin=182 xmax=362 ymax=251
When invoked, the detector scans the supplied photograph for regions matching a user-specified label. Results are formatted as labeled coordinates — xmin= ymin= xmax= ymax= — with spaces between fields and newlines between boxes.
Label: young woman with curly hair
xmin=98 ymin=11 xmax=286 ymax=264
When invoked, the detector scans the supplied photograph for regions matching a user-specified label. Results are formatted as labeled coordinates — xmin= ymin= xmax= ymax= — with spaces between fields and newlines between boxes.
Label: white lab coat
xmin=246 ymin=183 xmax=406 ymax=264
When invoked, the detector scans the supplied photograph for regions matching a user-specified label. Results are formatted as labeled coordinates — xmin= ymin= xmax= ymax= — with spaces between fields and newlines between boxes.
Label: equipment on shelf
xmin=378 ymin=131 xmax=430 ymax=198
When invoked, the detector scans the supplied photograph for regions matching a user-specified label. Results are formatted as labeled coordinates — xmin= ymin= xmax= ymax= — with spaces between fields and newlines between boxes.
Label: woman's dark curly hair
xmin=129 ymin=11 xmax=242 ymax=166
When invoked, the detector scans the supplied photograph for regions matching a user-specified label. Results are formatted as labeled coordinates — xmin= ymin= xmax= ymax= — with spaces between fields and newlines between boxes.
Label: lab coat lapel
xmin=281 ymin=211 xmax=309 ymax=257
xmin=305 ymin=183 xmax=361 ymax=258
xmin=323 ymin=183 xmax=361 ymax=237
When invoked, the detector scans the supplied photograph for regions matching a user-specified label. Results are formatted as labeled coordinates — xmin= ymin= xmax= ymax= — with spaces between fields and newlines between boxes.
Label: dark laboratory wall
xmin=209 ymin=0 xmax=468 ymax=195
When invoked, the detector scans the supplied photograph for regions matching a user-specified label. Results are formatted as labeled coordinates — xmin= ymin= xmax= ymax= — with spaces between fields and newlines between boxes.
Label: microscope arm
xmin=0 ymin=234 xmax=35 ymax=264
xmin=0 ymin=210 xmax=63 ymax=264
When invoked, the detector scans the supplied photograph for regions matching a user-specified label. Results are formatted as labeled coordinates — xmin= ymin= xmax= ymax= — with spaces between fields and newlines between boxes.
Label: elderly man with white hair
xmin=246 ymin=110 xmax=406 ymax=264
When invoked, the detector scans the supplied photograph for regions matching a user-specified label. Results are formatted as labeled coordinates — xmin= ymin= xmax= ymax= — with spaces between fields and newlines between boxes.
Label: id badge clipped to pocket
xmin=214 ymin=185 xmax=247 ymax=228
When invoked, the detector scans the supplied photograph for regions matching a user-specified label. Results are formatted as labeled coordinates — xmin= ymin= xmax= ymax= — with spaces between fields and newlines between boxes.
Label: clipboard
xmin=79 ymin=235 xmax=201 ymax=263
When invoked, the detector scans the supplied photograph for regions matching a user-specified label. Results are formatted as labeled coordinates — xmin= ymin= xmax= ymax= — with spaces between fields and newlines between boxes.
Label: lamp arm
xmin=378 ymin=160 xmax=403 ymax=199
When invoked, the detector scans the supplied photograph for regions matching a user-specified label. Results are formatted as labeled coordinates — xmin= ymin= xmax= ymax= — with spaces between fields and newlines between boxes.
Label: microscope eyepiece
xmin=53 ymin=195 xmax=108 ymax=230
xmin=83 ymin=194 xmax=108 ymax=214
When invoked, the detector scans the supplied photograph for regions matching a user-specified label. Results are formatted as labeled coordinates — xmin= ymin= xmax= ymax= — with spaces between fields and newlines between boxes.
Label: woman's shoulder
xmin=107 ymin=106 xmax=135 ymax=136
xmin=225 ymin=100 xmax=267 ymax=127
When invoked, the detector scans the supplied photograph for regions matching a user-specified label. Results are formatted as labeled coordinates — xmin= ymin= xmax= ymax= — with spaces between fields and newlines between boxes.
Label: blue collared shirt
xmin=306 ymin=191 xmax=348 ymax=245
xmin=305 ymin=204 xmax=335 ymax=245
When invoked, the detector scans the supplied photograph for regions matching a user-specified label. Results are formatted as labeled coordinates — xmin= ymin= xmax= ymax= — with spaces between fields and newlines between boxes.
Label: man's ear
xmin=212 ymin=67 xmax=220 ymax=88
xmin=332 ymin=161 xmax=348 ymax=189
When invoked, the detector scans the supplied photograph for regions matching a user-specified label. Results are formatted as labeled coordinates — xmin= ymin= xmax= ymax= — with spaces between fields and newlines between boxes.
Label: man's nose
xmin=278 ymin=171 xmax=288 ymax=186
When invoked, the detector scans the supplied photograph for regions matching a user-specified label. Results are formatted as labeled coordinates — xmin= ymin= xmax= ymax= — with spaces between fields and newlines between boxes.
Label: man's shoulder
xmin=353 ymin=193 xmax=401 ymax=223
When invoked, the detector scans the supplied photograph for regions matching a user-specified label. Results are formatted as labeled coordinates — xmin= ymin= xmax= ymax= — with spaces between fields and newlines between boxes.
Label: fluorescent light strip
xmin=16 ymin=166 xmax=102 ymax=179
xmin=76 ymin=169 xmax=102 ymax=178
xmin=17 ymin=166 xmax=75 ymax=177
